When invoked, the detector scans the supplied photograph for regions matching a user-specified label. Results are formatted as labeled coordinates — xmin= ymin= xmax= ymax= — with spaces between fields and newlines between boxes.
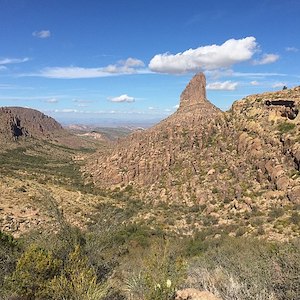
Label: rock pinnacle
xmin=178 ymin=72 xmax=208 ymax=111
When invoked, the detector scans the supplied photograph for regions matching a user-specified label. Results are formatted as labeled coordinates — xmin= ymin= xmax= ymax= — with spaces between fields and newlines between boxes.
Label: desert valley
xmin=0 ymin=73 xmax=299 ymax=299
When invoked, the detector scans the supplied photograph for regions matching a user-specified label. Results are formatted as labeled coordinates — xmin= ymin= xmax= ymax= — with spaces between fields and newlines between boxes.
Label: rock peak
xmin=179 ymin=72 xmax=207 ymax=111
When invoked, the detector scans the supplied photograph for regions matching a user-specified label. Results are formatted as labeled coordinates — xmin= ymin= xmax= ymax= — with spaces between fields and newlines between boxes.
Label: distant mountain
xmin=0 ymin=107 xmax=64 ymax=141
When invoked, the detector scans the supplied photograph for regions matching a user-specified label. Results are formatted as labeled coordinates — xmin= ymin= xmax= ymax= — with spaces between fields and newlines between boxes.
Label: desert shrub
xmin=268 ymin=206 xmax=285 ymax=219
xmin=0 ymin=231 xmax=22 ymax=294
xmin=6 ymin=244 xmax=62 ymax=299
xmin=185 ymin=237 xmax=300 ymax=300
xmin=124 ymin=239 xmax=186 ymax=300
xmin=277 ymin=122 xmax=296 ymax=133
xmin=290 ymin=212 xmax=300 ymax=225
xmin=47 ymin=245 xmax=107 ymax=300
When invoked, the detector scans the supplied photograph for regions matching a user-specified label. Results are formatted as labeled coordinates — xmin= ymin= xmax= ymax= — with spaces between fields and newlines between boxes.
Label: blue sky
xmin=0 ymin=0 xmax=300 ymax=125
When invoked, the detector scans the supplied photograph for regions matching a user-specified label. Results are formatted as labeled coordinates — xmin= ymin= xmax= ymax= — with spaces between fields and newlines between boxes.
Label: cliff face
xmin=0 ymin=107 xmax=63 ymax=140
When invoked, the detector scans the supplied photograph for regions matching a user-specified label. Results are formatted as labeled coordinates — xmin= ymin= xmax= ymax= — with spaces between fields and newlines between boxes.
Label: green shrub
xmin=47 ymin=245 xmax=107 ymax=300
xmin=277 ymin=122 xmax=296 ymax=134
xmin=124 ymin=240 xmax=186 ymax=300
xmin=0 ymin=231 xmax=21 ymax=294
xmin=186 ymin=237 xmax=300 ymax=300
xmin=290 ymin=212 xmax=300 ymax=225
xmin=6 ymin=244 xmax=62 ymax=299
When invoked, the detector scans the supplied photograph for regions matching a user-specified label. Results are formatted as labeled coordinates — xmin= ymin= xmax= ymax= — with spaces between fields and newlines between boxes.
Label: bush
xmin=47 ymin=245 xmax=108 ymax=300
xmin=186 ymin=237 xmax=300 ymax=300
xmin=6 ymin=244 xmax=62 ymax=299
xmin=124 ymin=240 xmax=186 ymax=300
xmin=0 ymin=231 xmax=21 ymax=294
xmin=290 ymin=212 xmax=300 ymax=225
xmin=277 ymin=122 xmax=296 ymax=134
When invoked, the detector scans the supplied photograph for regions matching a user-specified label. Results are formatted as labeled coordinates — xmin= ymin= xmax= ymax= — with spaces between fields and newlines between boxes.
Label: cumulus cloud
xmin=108 ymin=94 xmax=135 ymax=103
xmin=32 ymin=30 xmax=51 ymax=39
xmin=285 ymin=47 xmax=298 ymax=52
xmin=0 ymin=57 xmax=29 ymax=65
xmin=120 ymin=57 xmax=145 ymax=67
xmin=30 ymin=57 xmax=147 ymax=79
xmin=148 ymin=37 xmax=257 ymax=74
xmin=173 ymin=104 xmax=180 ymax=109
xmin=253 ymin=53 xmax=279 ymax=65
xmin=207 ymin=80 xmax=238 ymax=90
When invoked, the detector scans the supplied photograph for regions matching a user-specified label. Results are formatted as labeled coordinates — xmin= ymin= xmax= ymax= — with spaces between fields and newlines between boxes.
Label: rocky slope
xmin=85 ymin=73 xmax=221 ymax=191
xmin=84 ymin=73 xmax=300 ymax=239
xmin=0 ymin=107 xmax=63 ymax=140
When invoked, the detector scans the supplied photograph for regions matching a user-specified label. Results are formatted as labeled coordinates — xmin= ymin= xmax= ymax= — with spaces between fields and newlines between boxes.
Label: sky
xmin=0 ymin=0 xmax=300 ymax=126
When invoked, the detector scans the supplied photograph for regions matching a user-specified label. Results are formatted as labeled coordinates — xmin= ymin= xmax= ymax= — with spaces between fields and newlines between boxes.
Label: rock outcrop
xmin=84 ymin=75 xmax=300 ymax=225
xmin=85 ymin=73 xmax=222 ymax=193
xmin=178 ymin=72 xmax=207 ymax=112
xmin=0 ymin=106 xmax=63 ymax=140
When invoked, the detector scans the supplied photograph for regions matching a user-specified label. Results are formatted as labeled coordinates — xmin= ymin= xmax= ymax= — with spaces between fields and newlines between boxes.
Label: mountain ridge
xmin=0 ymin=106 xmax=63 ymax=141
xmin=81 ymin=73 xmax=300 ymax=239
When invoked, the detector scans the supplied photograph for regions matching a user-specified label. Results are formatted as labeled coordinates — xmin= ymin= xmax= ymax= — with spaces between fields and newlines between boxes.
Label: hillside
xmin=83 ymin=73 xmax=300 ymax=240
xmin=0 ymin=79 xmax=299 ymax=300
xmin=0 ymin=107 xmax=110 ymax=237
xmin=0 ymin=107 xmax=63 ymax=140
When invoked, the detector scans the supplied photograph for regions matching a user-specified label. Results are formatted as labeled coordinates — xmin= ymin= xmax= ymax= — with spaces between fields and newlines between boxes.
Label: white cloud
xmin=148 ymin=106 xmax=155 ymax=110
xmin=29 ymin=57 xmax=147 ymax=79
xmin=285 ymin=47 xmax=298 ymax=52
xmin=173 ymin=104 xmax=179 ymax=109
xmin=32 ymin=30 xmax=51 ymax=39
xmin=45 ymin=98 xmax=58 ymax=103
xmin=120 ymin=57 xmax=145 ymax=67
xmin=0 ymin=57 xmax=29 ymax=65
xmin=207 ymin=80 xmax=238 ymax=90
xmin=148 ymin=37 xmax=257 ymax=74
xmin=108 ymin=94 xmax=135 ymax=103
xmin=0 ymin=66 xmax=7 ymax=70
xmin=272 ymin=82 xmax=286 ymax=88
xmin=250 ymin=80 xmax=260 ymax=86
xmin=55 ymin=109 xmax=78 ymax=113
xmin=253 ymin=53 xmax=279 ymax=65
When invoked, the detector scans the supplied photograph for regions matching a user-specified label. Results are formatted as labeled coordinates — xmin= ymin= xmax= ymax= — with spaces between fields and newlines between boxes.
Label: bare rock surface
xmin=0 ymin=106 xmax=63 ymax=140
xmin=176 ymin=288 xmax=222 ymax=300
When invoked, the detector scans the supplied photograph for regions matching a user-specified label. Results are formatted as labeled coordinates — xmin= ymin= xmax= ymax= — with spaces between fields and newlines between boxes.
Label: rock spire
xmin=178 ymin=72 xmax=207 ymax=111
